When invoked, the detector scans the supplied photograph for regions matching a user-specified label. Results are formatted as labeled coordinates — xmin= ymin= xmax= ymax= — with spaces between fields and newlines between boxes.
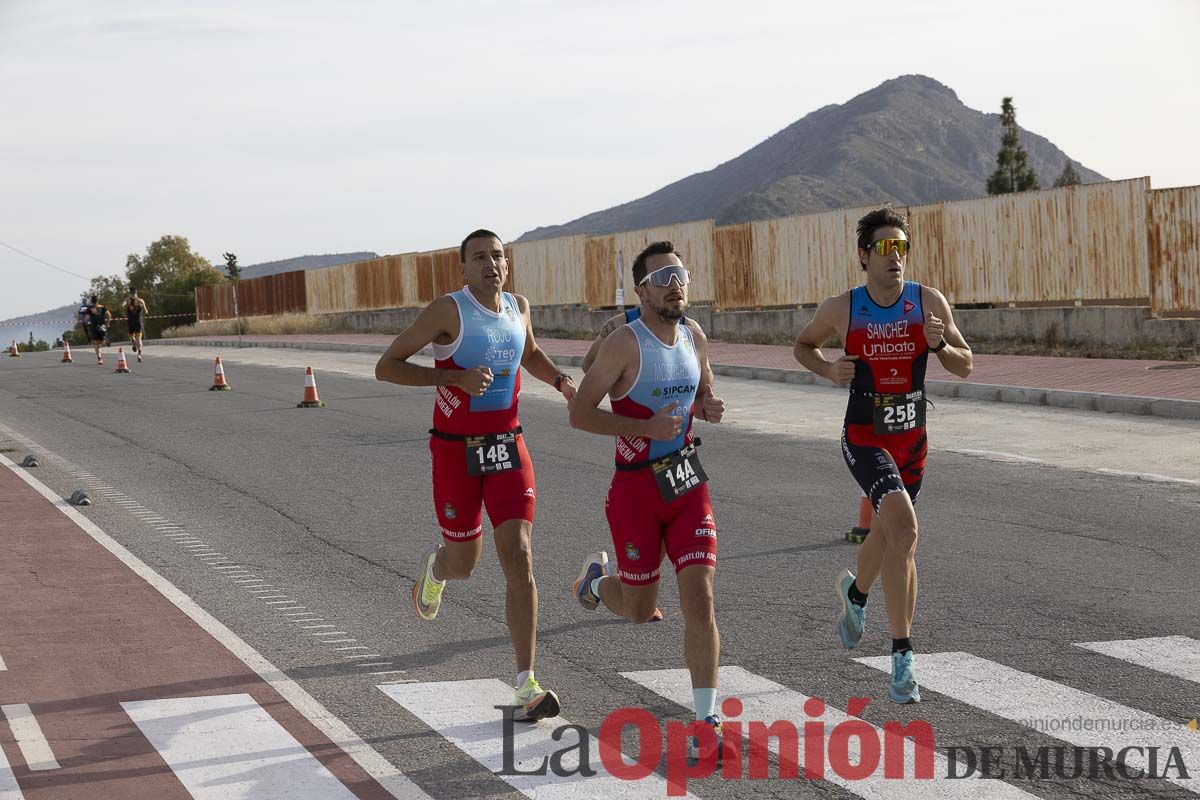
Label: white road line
xmin=1 ymin=703 xmax=60 ymax=771
xmin=311 ymin=631 xmax=348 ymax=636
xmin=624 ymin=667 xmax=1036 ymax=799
xmin=265 ymin=601 xmax=301 ymax=606
xmin=321 ymin=639 xmax=357 ymax=645
xmin=343 ymin=654 xmax=383 ymax=660
xmin=0 ymin=737 xmax=22 ymax=799
xmin=1076 ymin=636 xmax=1200 ymax=684
xmin=381 ymin=679 xmax=695 ymax=799
xmin=359 ymin=662 xmax=392 ymax=668
xmin=0 ymin=649 xmax=6 ymax=671
xmin=949 ymin=448 xmax=1045 ymax=463
xmin=1095 ymin=468 xmax=1200 ymax=486
xmin=857 ymin=652 xmax=1200 ymax=794
xmin=123 ymin=694 xmax=359 ymax=800
xmin=0 ymin=450 xmax=430 ymax=800
xmin=335 ymin=646 xmax=372 ymax=651
xmin=257 ymin=594 xmax=290 ymax=600
xmin=234 ymin=579 xmax=265 ymax=584
xmin=300 ymin=624 xmax=335 ymax=629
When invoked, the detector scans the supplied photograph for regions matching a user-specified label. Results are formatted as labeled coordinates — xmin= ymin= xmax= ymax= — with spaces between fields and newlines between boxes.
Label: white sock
xmin=693 ymin=688 xmax=717 ymax=720
xmin=590 ymin=576 xmax=604 ymax=598
xmin=517 ymin=670 xmax=533 ymax=688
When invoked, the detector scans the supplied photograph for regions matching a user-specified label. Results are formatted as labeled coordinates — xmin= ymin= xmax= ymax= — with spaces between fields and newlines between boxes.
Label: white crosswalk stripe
xmin=1076 ymin=636 xmax=1200 ymax=684
xmin=857 ymin=652 xmax=1200 ymax=794
xmin=1 ymin=704 xmax=59 ymax=771
xmin=122 ymin=693 xmax=360 ymax=799
xmin=0 ymin=742 xmax=24 ymax=800
xmin=379 ymin=678 xmax=698 ymax=799
xmin=623 ymin=666 xmax=1039 ymax=799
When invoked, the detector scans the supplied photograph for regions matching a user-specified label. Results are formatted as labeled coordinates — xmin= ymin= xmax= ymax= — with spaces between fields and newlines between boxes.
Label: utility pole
xmin=224 ymin=252 xmax=242 ymax=347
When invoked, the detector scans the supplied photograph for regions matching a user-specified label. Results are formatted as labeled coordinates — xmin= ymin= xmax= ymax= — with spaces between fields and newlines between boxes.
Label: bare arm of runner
xmin=793 ymin=293 xmax=857 ymax=386
xmin=922 ymin=287 xmax=973 ymax=379
xmin=688 ymin=320 xmax=724 ymax=423
xmin=581 ymin=312 xmax=626 ymax=373
xmin=516 ymin=294 xmax=575 ymax=402
xmin=374 ymin=296 xmax=492 ymax=395
xmin=569 ymin=329 xmax=683 ymax=441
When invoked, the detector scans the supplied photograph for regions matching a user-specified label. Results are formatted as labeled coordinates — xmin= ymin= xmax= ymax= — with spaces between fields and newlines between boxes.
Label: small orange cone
xmin=847 ymin=495 xmax=872 ymax=544
xmin=8 ymin=340 xmax=19 ymax=357
xmin=61 ymin=341 xmax=73 ymax=363
xmin=209 ymin=355 xmax=231 ymax=390
xmin=114 ymin=347 xmax=131 ymax=374
xmin=297 ymin=366 xmax=325 ymax=408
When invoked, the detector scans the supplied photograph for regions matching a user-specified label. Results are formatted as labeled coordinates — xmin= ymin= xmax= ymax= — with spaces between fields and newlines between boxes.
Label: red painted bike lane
xmin=0 ymin=462 xmax=399 ymax=799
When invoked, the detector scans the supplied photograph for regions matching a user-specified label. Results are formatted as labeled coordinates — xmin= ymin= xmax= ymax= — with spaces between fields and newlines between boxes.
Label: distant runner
xmin=83 ymin=295 xmax=112 ymax=365
xmin=125 ymin=288 xmax=148 ymax=362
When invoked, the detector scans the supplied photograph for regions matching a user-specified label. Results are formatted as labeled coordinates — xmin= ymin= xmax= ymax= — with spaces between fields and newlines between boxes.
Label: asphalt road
xmin=1 ymin=347 xmax=1197 ymax=800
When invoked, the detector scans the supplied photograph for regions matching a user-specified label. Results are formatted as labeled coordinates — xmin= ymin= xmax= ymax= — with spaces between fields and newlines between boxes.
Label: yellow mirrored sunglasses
xmin=870 ymin=238 xmax=910 ymax=257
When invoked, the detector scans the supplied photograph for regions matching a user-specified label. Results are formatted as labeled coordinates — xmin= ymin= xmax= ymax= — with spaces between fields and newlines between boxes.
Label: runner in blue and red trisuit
xmin=570 ymin=240 xmax=727 ymax=763
xmin=793 ymin=207 xmax=974 ymax=704
xmin=375 ymin=229 xmax=576 ymax=722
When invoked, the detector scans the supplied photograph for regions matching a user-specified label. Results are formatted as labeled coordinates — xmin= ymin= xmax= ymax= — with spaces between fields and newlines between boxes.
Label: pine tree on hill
xmin=1053 ymin=160 xmax=1082 ymax=187
xmin=987 ymin=97 xmax=1040 ymax=195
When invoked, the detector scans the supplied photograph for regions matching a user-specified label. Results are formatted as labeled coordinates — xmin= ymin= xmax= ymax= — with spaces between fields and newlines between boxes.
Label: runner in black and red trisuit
xmin=793 ymin=207 xmax=973 ymax=705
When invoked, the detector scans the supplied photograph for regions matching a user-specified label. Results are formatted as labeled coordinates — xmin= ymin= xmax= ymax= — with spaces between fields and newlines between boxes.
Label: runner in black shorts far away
xmin=125 ymin=288 xmax=148 ymax=362
xmin=792 ymin=207 xmax=972 ymax=704
xmin=83 ymin=295 xmax=112 ymax=365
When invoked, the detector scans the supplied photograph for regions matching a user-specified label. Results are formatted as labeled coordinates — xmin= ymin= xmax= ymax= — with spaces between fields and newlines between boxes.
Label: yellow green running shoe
xmin=412 ymin=546 xmax=445 ymax=621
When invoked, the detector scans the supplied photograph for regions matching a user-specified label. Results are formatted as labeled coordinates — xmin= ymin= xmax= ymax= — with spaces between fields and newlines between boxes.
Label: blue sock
xmin=693 ymin=688 xmax=717 ymax=721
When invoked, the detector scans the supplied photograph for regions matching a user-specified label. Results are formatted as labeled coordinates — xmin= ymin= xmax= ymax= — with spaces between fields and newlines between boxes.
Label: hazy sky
xmin=1 ymin=0 xmax=1197 ymax=320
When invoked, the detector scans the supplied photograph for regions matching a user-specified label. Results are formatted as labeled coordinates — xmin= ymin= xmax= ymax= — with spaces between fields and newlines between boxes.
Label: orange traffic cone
xmin=297 ymin=366 xmax=325 ymax=408
xmin=847 ymin=495 xmax=872 ymax=544
xmin=61 ymin=341 xmax=73 ymax=363
xmin=8 ymin=340 xmax=19 ymax=357
xmin=114 ymin=347 xmax=131 ymax=374
xmin=209 ymin=355 xmax=231 ymax=390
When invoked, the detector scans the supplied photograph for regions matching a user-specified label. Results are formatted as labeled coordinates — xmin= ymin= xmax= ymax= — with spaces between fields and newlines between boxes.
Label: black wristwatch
xmin=554 ymin=374 xmax=570 ymax=391
xmin=930 ymin=338 xmax=948 ymax=353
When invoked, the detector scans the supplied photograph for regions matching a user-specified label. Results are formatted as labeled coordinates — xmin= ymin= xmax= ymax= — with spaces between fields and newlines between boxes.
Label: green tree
xmin=987 ymin=97 xmax=1039 ymax=195
xmin=122 ymin=235 xmax=225 ymax=339
xmin=83 ymin=274 xmax=128 ymax=312
xmin=1053 ymin=160 xmax=1082 ymax=188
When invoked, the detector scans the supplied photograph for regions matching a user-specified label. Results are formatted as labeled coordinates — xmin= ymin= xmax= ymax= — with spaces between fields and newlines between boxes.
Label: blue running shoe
xmin=835 ymin=568 xmax=867 ymax=649
xmin=687 ymin=715 xmax=723 ymax=764
xmin=888 ymin=650 xmax=921 ymax=704
xmin=573 ymin=552 xmax=607 ymax=610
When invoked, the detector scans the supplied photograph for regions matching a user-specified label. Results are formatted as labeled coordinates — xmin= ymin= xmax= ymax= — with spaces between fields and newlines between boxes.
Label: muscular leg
xmin=875 ymin=491 xmax=919 ymax=639
xmin=855 ymin=511 xmax=886 ymax=593
xmin=433 ymin=535 xmax=483 ymax=581
xmin=676 ymin=564 xmax=719 ymax=691
xmin=598 ymin=575 xmax=661 ymax=624
xmin=493 ymin=519 xmax=536 ymax=674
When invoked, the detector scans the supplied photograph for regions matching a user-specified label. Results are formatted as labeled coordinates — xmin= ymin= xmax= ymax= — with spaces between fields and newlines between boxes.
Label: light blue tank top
xmin=613 ymin=318 xmax=701 ymax=461
xmin=433 ymin=289 xmax=527 ymax=413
